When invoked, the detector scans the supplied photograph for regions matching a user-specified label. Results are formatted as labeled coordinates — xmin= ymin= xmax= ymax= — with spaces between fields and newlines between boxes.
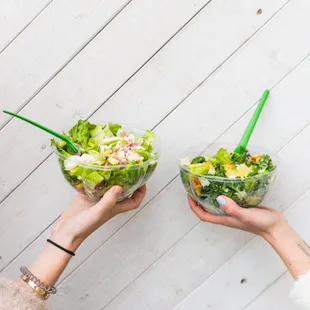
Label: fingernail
xmin=216 ymin=196 xmax=227 ymax=206
xmin=112 ymin=186 xmax=123 ymax=194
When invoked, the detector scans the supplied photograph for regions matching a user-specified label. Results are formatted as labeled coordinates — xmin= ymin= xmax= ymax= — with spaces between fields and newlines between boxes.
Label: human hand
xmin=51 ymin=185 xmax=146 ymax=251
xmin=188 ymin=195 xmax=287 ymax=239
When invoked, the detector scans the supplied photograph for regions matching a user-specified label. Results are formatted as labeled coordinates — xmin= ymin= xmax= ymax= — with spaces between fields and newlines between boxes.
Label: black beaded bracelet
xmin=47 ymin=239 xmax=76 ymax=256
xmin=20 ymin=266 xmax=57 ymax=294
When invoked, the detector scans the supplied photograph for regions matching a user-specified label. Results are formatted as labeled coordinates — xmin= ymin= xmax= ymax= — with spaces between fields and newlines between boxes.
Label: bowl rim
xmin=178 ymin=142 xmax=278 ymax=182
xmin=52 ymin=122 xmax=160 ymax=170
xmin=179 ymin=165 xmax=276 ymax=182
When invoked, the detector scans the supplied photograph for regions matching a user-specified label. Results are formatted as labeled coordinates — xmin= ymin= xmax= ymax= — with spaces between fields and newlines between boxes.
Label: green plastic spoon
xmin=3 ymin=110 xmax=80 ymax=154
xmin=234 ymin=89 xmax=270 ymax=154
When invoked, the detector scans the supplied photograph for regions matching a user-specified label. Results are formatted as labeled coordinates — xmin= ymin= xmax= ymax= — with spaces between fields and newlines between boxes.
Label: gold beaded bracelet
xmin=20 ymin=266 xmax=57 ymax=300
xmin=21 ymin=275 xmax=50 ymax=300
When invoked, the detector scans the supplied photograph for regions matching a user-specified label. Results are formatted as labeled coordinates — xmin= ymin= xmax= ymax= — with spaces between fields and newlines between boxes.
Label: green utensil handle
xmin=3 ymin=110 xmax=79 ymax=154
xmin=235 ymin=89 xmax=270 ymax=153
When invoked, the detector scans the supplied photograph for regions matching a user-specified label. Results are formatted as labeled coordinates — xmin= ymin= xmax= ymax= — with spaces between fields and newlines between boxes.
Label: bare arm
xmin=264 ymin=222 xmax=310 ymax=280
xmin=27 ymin=185 xmax=146 ymax=287
xmin=188 ymin=195 xmax=310 ymax=280
xmin=0 ymin=186 xmax=146 ymax=310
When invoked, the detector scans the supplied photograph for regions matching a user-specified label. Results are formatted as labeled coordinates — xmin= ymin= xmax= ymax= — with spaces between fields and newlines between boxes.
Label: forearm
xmin=28 ymin=244 xmax=72 ymax=286
xmin=28 ymin=234 xmax=80 ymax=286
xmin=264 ymin=222 xmax=310 ymax=280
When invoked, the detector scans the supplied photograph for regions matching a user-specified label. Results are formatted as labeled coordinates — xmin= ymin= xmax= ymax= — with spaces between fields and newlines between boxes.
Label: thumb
xmin=216 ymin=196 xmax=246 ymax=219
xmin=95 ymin=186 xmax=123 ymax=211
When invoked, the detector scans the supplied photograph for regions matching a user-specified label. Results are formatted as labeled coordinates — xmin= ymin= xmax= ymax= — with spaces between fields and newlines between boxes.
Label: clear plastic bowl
xmin=178 ymin=143 xmax=277 ymax=215
xmin=53 ymin=125 xmax=160 ymax=201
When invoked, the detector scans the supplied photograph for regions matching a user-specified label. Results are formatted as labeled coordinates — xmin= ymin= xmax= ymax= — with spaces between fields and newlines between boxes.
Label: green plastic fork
xmin=3 ymin=110 xmax=79 ymax=154
xmin=234 ymin=89 xmax=270 ymax=154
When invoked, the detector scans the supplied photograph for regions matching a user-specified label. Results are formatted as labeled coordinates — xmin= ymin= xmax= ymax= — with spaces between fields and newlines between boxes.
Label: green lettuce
xmin=84 ymin=171 xmax=104 ymax=189
xmin=189 ymin=163 xmax=210 ymax=175
xmin=90 ymin=124 xmax=106 ymax=139
xmin=108 ymin=123 xmax=122 ymax=136
xmin=231 ymin=147 xmax=249 ymax=165
xmin=216 ymin=148 xmax=231 ymax=164
xmin=69 ymin=120 xmax=95 ymax=149
xmin=191 ymin=156 xmax=206 ymax=164
xmin=142 ymin=130 xmax=155 ymax=151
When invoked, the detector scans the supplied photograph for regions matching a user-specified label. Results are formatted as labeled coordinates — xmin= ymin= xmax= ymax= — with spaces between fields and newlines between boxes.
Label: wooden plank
xmin=0 ymin=0 xmax=291 ymax=282
xmin=0 ymin=156 xmax=75 ymax=268
xmin=0 ymin=0 xmax=133 ymax=127
xmin=91 ymin=58 xmax=310 ymax=310
xmin=0 ymin=0 xmax=52 ymax=53
xmin=0 ymin=0 xmax=212 ymax=202
xmin=90 ymin=0 xmax=290 ymax=129
xmin=244 ymin=272 xmax=299 ymax=310
xmin=104 ymin=222 xmax=253 ymax=310
xmin=174 ymin=129 xmax=310 ymax=310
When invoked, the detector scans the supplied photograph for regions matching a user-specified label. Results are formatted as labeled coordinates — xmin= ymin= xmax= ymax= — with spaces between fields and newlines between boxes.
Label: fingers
xmin=256 ymin=205 xmax=277 ymax=212
xmin=188 ymin=196 xmax=231 ymax=225
xmin=216 ymin=196 xmax=247 ymax=219
xmin=115 ymin=185 xmax=147 ymax=213
xmin=94 ymin=186 xmax=123 ymax=213
xmin=76 ymin=193 xmax=98 ymax=207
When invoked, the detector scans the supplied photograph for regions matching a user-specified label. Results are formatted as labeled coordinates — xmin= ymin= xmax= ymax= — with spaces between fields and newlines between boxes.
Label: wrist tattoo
xmin=298 ymin=241 xmax=310 ymax=259
xmin=303 ymin=240 xmax=310 ymax=249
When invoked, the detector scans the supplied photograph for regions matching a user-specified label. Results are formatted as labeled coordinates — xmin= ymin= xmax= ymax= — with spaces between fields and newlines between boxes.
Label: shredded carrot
xmin=192 ymin=177 xmax=202 ymax=196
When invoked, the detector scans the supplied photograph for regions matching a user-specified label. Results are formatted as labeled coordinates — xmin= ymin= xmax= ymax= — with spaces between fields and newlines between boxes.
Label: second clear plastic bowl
xmin=178 ymin=143 xmax=277 ymax=215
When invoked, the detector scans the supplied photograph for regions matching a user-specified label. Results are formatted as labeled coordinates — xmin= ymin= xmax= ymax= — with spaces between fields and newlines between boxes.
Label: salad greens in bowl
xmin=179 ymin=144 xmax=277 ymax=215
xmin=52 ymin=120 xmax=159 ymax=201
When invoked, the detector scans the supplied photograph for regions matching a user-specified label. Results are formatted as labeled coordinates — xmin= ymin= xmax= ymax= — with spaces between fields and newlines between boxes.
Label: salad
xmin=179 ymin=147 xmax=276 ymax=213
xmin=52 ymin=120 xmax=158 ymax=200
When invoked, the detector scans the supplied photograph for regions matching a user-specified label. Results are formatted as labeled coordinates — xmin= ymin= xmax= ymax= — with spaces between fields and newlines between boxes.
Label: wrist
xmin=29 ymin=241 xmax=74 ymax=286
xmin=261 ymin=220 xmax=297 ymax=246
xmin=50 ymin=231 xmax=83 ymax=253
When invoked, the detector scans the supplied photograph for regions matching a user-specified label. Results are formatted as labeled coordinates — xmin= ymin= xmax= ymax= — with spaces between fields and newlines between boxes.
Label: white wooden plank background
xmin=0 ymin=0 xmax=133 ymax=128
xmin=0 ymin=0 xmax=52 ymax=53
xmin=0 ymin=0 xmax=309 ymax=309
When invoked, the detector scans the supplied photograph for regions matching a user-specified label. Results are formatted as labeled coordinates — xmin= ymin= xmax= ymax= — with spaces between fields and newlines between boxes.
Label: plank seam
xmin=0 ymin=0 xmax=55 ymax=55
xmin=242 ymin=271 xmax=288 ymax=309
xmin=277 ymin=122 xmax=310 ymax=154
xmin=0 ymin=153 xmax=53 ymax=206
xmin=101 ymin=218 xmax=201 ymax=310
xmin=0 ymin=0 xmax=133 ymax=131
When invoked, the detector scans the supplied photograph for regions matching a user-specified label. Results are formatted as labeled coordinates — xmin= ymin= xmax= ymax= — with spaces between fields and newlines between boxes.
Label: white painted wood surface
xmin=0 ymin=0 xmax=309 ymax=309
xmin=0 ymin=0 xmax=52 ymax=53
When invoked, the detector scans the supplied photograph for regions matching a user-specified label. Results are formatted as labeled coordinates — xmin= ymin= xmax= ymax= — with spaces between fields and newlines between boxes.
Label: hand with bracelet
xmin=0 ymin=185 xmax=146 ymax=310
xmin=188 ymin=195 xmax=310 ymax=309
